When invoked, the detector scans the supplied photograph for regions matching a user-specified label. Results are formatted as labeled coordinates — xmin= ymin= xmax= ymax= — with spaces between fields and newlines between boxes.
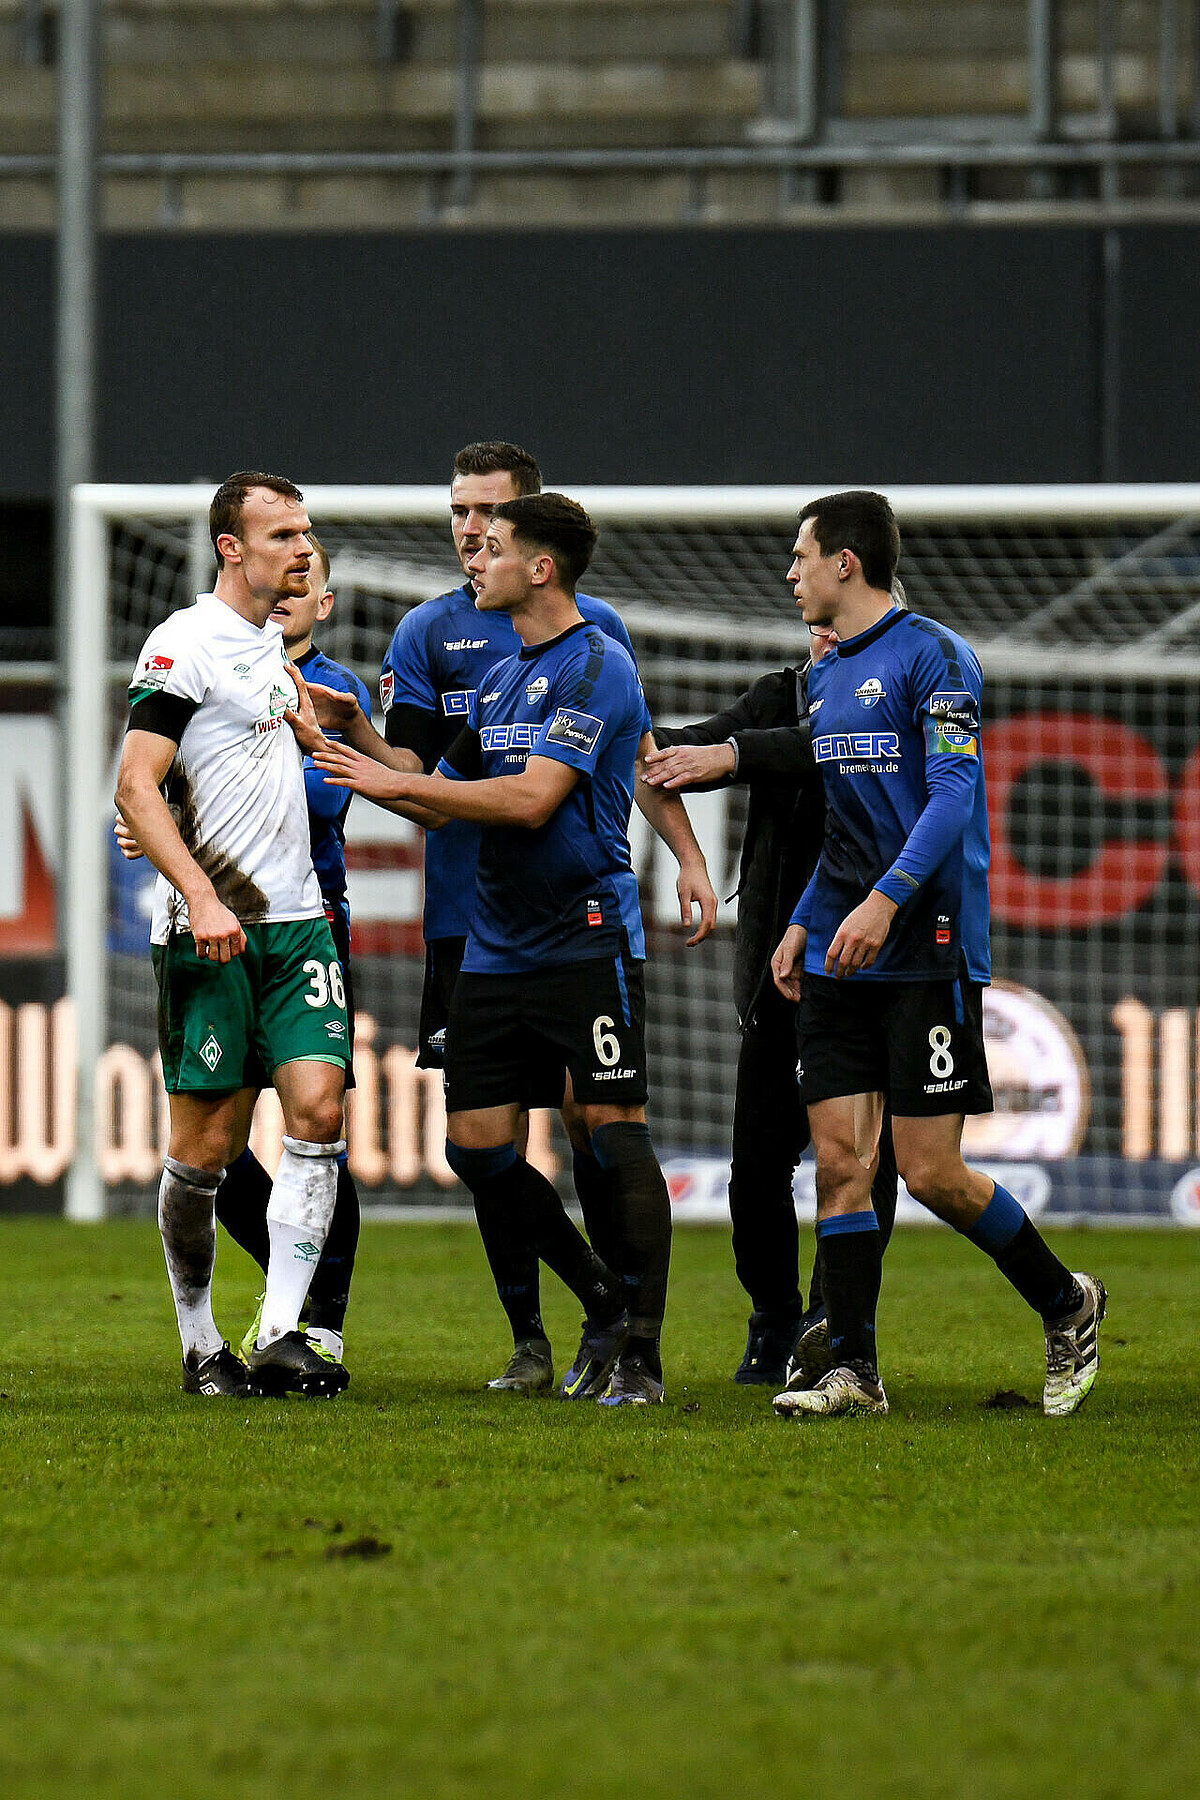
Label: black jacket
xmin=654 ymin=664 xmax=825 ymax=1026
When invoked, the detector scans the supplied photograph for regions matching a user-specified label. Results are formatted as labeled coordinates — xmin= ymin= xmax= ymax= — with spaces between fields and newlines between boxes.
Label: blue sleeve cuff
xmin=790 ymin=873 xmax=817 ymax=930
xmin=874 ymin=869 xmax=920 ymax=907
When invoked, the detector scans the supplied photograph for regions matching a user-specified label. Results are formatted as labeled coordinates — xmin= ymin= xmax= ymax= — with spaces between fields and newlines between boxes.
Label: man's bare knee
xmin=285 ymin=1096 xmax=345 ymax=1145
xmin=167 ymin=1094 xmax=239 ymax=1175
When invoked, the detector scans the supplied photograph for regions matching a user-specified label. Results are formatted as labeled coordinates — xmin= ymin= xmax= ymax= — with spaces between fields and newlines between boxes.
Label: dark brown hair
xmin=797 ymin=490 xmax=901 ymax=594
xmin=452 ymin=441 xmax=541 ymax=496
xmin=493 ymin=492 xmax=598 ymax=589
xmin=209 ymin=472 xmax=304 ymax=568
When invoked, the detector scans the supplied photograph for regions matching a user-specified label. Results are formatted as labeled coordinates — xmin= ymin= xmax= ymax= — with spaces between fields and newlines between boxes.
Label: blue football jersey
xmin=380 ymin=582 xmax=649 ymax=941
xmin=438 ymin=619 xmax=648 ymax=974
xmin=795 ymin=609 xmax=991 ymax=982
xmin=294 ymin=644 xmax=372 ymax=903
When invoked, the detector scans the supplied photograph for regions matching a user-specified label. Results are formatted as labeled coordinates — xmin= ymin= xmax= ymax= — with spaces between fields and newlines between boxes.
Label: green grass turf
xmin=1 ymin=1219 xmax=1197 ymax=1800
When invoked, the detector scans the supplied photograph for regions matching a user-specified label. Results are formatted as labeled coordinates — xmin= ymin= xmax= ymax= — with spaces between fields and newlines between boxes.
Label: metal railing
xmin=9 ymin=0 xmax=1200 ymax=220
xmin=4 ymin=139 xmax=1200 ymax=226
xmin=754 ymin=0 xmax=1200 ymax=149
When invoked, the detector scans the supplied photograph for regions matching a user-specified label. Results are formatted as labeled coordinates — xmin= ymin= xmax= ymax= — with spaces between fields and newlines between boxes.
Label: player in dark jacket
xmin=645 ymin=634 xmax=897 ymax=1386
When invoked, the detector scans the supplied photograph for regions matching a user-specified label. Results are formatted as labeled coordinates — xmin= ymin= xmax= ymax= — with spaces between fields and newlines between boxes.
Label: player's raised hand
xmin=640 ymin=742 xmax=737 ymax=790
xmin=678 ymin=857 xmax=718 ymax=946
xmin=824 ymin=889 xmax=898 ymax=979
xmin=283 ymin=663 xmax=331 ymax=755
xmin=188 ymin=890 xmax=247 ymax=963
xmin=113 ymin=815 xmax=143 ymax=862
xmin=771 ymin=922 xmax=807 ymax=1001
xmin=302 ymin=677 xmax=362 ymax=733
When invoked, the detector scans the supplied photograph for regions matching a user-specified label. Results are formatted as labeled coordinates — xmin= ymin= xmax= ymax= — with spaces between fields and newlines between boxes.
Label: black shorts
xmin=796 ymin=971 xmax=993 ymax=1117
xmin=444 ymin=948 xmax=649 ymax=1116
xmin=416 ymin=936 xmax=466 ymax=1070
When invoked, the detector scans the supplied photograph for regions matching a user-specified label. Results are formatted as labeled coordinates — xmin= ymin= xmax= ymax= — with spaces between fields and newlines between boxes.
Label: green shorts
xmin=153 ymin=917 xmax=351 ymax=1094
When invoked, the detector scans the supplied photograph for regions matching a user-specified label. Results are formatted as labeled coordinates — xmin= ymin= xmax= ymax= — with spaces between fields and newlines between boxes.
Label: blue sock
xmin=964 ymin=1182 xmax=1026 ymax=1254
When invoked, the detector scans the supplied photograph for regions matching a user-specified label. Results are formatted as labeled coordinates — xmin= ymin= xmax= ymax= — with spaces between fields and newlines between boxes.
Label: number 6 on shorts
xmin=593 ymin=1013 xmax=621 ymax=1067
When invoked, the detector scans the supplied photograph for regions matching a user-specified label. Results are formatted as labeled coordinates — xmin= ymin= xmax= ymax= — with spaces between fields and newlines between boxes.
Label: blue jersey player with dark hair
xmin=311 ymin=493 xmax=678 ymax=1406
xmin=368 ymin=442 xmax=714 ymax=1396
xmin=769 ymin=491 xmax=1105 ymax=1421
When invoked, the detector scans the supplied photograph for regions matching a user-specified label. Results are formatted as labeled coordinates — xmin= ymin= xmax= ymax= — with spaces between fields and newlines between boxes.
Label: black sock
xmin=214 ymin=1149 xmax=272 ymax=1277
xmin=307 ymin=1162 xmax=361 ymax=1332
xmin=571 ymin=1148 xmax=626 ymax=1276
xmin=472 ymin=1190 xmax=546 ymax=1342
xmin=519 ymin=1161 xmax=623 ymax=1323
xmin=992 ymin=1220 xmax=1081 ymax=1319
xmin=872 ymin=1110 xmax=899 ymax=1253
xmin=806 ymin=1246 xmax=824 ymax=1316
xmin=447 ymin=1141 xmax=621 ymax=1332
xmin=591 ymin=1122 xmax=671 ymax=1375
xmin=809 ymin=1119 xmax=899 ymax=1317
xmin=965 ymin=1185 xmax=1082 ymax=1319
xmin=816 ymin=1213 xmax=882 ymax=1380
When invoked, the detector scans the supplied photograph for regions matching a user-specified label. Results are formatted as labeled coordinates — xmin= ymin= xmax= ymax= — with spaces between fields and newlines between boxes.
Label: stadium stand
xmin=0 ymin=2 xmax=1196 ymax=226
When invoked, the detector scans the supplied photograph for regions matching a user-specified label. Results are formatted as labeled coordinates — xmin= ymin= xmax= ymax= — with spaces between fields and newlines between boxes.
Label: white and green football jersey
xmin=128 ymin=593 xmax=324 ymax=945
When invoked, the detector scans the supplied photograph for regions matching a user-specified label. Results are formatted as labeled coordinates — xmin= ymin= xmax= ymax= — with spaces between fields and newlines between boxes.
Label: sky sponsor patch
xmin=545 ymin=708 xmax=603 ymax=755
xmin=927 ymin=689 xmax=979 ymax=733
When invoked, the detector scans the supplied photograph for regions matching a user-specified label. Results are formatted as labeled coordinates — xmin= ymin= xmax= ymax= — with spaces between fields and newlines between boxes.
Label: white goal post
xmin=65 ymin=482 xmax=1200 ymax=1224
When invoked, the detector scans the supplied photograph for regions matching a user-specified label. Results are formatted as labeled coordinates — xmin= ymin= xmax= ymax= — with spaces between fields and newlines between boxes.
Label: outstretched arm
xmin=633 ymin=733 xmax=717 ymax=945
xmin=640 ymin=740 xmax=737 ymax=792
xmin=313 ymin=739 xmax=579 ymax=831
xmin=290 ymin=671 xmax=421 ymax=775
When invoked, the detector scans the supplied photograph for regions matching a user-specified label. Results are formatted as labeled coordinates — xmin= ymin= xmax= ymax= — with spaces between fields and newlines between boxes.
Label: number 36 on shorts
xmin=303 ymin=957 xmax=346 ymax=1010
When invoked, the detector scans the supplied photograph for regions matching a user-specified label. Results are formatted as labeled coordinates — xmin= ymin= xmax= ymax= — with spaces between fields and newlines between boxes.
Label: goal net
xmin=65 ymin=483 xmax=1200 ymax=1227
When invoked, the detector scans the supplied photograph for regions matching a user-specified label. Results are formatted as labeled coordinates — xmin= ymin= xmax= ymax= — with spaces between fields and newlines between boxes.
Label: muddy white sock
xmin=259 ymin=1137 xmax=344 ymax=1346
xmin=158 ymin=1156 xmax=225 ymax=1361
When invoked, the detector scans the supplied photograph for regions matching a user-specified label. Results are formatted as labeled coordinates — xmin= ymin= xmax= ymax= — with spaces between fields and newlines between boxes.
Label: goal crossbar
xmin=65 ymin=481 xmax=1200 ymax=1219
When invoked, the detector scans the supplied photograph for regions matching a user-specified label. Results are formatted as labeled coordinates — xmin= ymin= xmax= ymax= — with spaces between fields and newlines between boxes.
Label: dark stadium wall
xmin=0 ymin=223 xmax=1197 ymax=501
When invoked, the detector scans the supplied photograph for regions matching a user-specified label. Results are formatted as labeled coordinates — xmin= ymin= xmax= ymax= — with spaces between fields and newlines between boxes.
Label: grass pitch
xmin=1 ymin=1219 xmax=1197 ymax=1800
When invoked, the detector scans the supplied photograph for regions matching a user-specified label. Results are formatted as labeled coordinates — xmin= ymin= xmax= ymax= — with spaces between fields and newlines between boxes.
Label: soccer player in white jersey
xmin=116 ymin=473 xmax=352 ymax=1399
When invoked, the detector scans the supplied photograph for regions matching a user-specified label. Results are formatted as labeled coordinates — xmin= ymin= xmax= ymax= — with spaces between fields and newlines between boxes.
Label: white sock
xmin=158 ymin=1156 xmax=225 ymax=1361
xmin=258 ymin=1136 xmax=343 ymax=1346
